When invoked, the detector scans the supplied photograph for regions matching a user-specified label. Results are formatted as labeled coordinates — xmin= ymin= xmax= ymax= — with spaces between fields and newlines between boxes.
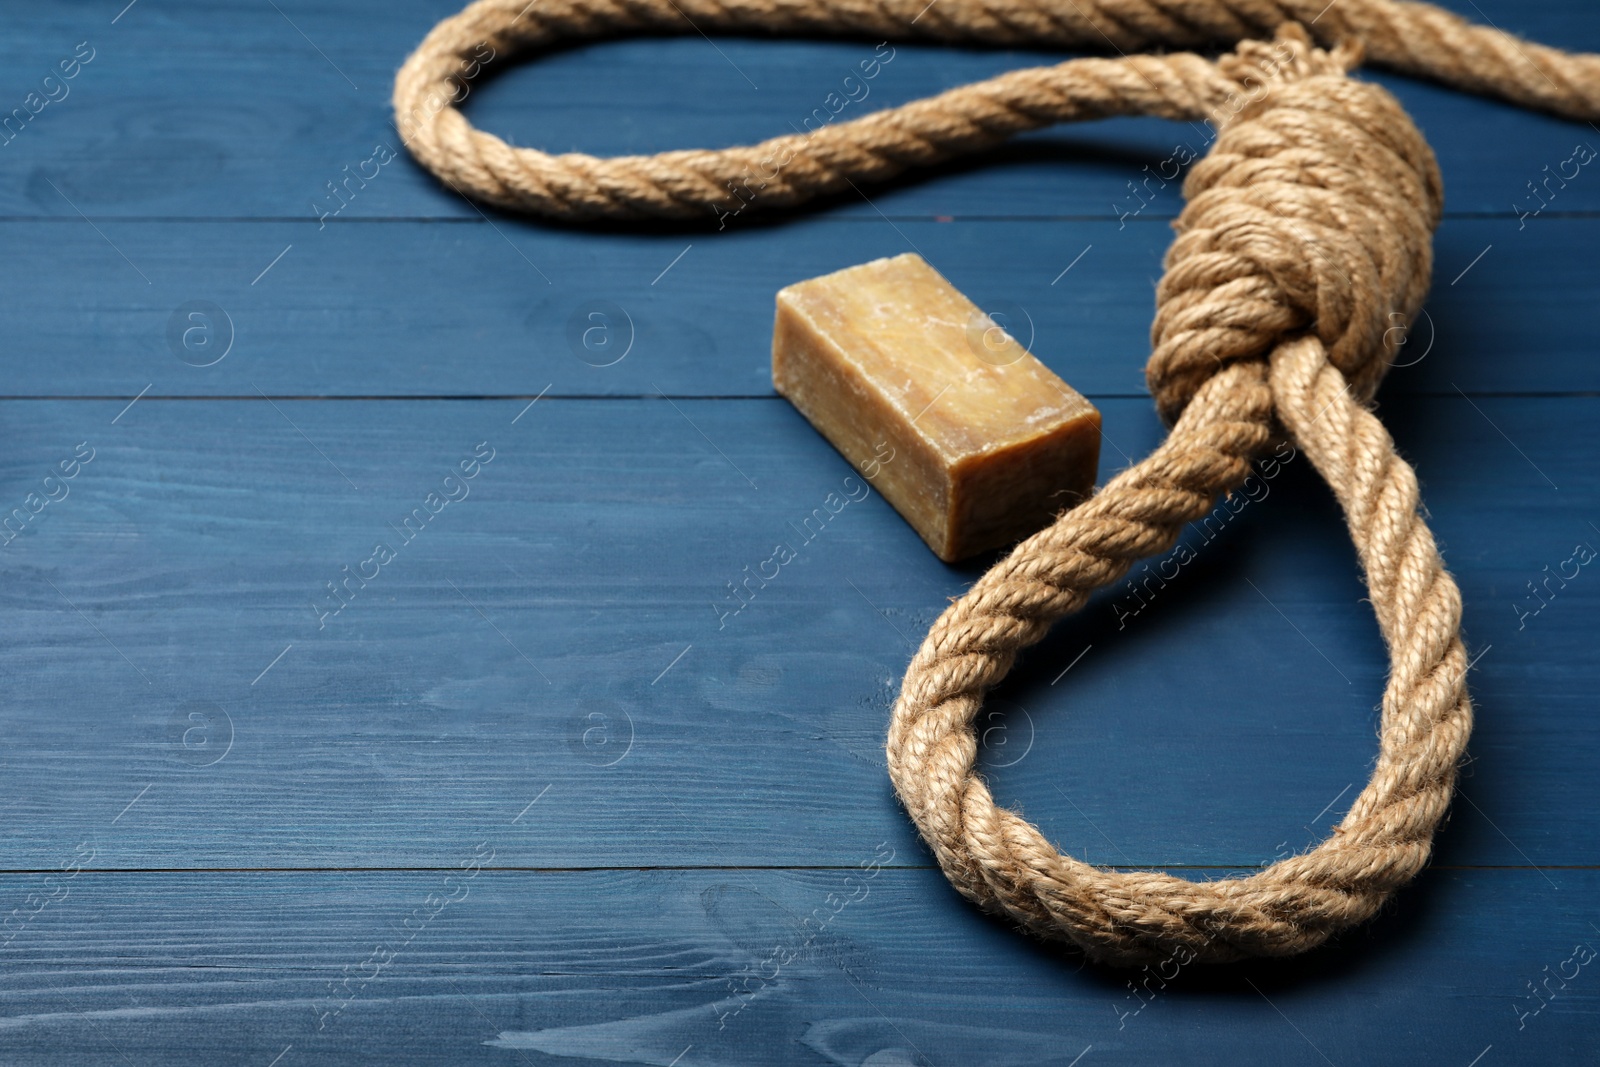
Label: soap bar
xmin=773 ymin=253 xmax=1101 ymax=562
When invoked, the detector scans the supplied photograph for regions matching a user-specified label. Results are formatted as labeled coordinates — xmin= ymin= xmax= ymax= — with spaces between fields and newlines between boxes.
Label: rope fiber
xmin=393 ymin=0 xmax=1594 ymax=963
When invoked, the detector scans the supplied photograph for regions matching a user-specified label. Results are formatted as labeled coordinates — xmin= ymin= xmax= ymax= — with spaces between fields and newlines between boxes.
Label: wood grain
xmin=0 ymin=396 xmax=1591 ymax=872
xmin=0 ymin=0 xmax=1597 ymax=1060
xmin=0 ymin=215 xmax=1590 ymax=398
xmin=0 ymin=869 xmax=1593 ymax=1065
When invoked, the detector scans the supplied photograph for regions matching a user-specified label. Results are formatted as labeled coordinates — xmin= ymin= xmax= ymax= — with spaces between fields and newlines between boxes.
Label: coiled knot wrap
xmin=385 ymin=0 xmax=1600 ymax=962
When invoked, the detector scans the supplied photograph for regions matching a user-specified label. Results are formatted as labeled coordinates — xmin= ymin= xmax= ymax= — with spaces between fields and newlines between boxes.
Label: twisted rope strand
xmin=394 ymin=0 xmax=1600 ymax=222
xmin=403 ymin=46 xmax=1238 ymax=218
xmin=385 ymin=0 xmax=1537 ymax=961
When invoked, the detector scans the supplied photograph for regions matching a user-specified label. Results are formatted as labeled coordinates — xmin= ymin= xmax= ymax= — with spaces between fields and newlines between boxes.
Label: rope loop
xmin=389 ymin=0 xmax=1600 ymax=963
xmin=884 ymin=30 xmax=1471 ymax=963
xmin=394 ymin=0 xmax=1600 ymax=224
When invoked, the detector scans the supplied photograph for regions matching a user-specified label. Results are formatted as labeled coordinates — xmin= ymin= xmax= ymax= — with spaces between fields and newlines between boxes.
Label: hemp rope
xmin=394 ymin=2 xmax=1595 ymax=963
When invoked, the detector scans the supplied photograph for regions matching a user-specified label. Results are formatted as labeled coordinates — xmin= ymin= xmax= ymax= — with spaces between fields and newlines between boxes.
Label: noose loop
xmin=879 ymin=31 xmax=1466 ymax=964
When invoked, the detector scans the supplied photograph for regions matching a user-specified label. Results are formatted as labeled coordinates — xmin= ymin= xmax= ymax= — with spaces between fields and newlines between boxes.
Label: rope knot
xmin=1145 ymin=25 xmax=1444 ymax=424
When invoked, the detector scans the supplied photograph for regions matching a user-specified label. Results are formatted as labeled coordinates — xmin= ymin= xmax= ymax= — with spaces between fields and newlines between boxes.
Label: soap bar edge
xmin=772 ymin=289 xmax=958 ymax=557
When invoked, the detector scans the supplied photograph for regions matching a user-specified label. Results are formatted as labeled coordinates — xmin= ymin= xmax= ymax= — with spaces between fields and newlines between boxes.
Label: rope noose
xmin=392 ymin=0 xmax=1597 ymax=963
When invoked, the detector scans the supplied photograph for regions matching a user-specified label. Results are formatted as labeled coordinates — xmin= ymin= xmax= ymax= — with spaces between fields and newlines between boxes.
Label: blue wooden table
xmin=2 ymin=1 xmax=1597 ymax=1063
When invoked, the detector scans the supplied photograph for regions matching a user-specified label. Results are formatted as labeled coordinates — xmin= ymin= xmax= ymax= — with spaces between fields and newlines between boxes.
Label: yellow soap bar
xmin=773 ymin=253 xmax=1100 ymax=562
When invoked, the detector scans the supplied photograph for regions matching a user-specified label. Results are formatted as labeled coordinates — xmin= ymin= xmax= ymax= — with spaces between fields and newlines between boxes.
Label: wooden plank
xmin=0 ymin=215 xmax=1593 ymax=398
xmin=0 ymin=868 xmax=1591 ymax=1064
xmin=0 ymin=1 xmax=1596 ymax=221
xmin=0 ymin=395 xmax=1592 ymax=870
xmin=1 ymin=0 xmax=1595 ymax=1056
